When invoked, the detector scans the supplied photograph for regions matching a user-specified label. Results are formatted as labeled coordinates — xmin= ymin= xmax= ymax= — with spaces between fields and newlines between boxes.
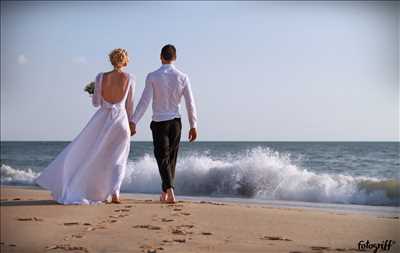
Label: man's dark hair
xmin=161 ymin=44 xmax=176 ymax=61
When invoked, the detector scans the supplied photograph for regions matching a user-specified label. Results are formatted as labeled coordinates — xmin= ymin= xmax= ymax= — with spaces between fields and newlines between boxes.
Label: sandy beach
xmin=1 ymin=186 xmax=399 ymax=253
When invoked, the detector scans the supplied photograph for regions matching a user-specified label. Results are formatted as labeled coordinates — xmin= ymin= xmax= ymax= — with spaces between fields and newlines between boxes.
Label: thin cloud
xmin=17 ymin=54 xmax=28 ymax=65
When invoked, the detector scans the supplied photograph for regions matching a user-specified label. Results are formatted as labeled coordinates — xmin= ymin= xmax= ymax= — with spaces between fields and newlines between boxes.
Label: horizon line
xmin=1 ymin=140 xmax=399 ymax=143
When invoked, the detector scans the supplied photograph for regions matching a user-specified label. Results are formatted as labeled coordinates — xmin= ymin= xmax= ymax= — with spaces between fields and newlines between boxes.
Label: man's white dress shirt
xmin=131 ymin=64 xmax=198 ymax=129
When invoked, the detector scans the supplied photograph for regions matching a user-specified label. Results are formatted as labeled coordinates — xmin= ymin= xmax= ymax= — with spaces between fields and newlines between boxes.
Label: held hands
xmin=188 ymin=128 xmax=197 ymax=142
xmin=130 ymin=123 xmax=196 ymax=141
xmin=129 ymin=122 xmax=136 ymax=136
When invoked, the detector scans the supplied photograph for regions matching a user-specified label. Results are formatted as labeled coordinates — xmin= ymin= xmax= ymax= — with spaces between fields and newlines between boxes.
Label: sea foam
xmin=121 ymin=147 xmax=399 ymax=206
xmin=1 ymin=147 xmax=399 ymax=206
xmin=1 ymin=164 xmax=39 ymax=185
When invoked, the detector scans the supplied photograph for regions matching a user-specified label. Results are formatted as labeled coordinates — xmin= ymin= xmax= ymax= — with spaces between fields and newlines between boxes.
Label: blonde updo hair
xmin=109 ymin=48 xmax=129 ymax=68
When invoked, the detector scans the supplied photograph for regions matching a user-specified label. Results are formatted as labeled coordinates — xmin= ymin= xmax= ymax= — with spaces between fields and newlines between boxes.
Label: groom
xmin=130 ymin=44 xmax=198 ymax=203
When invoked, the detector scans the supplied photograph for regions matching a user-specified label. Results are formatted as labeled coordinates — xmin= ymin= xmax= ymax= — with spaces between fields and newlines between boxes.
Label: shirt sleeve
xmin=132 ymin=74 xmax=153 ymax=124
xmin=182 ymin=75 xmax=198 ymax=129
xmin=125 ymin=74 xmax=136 ymax=123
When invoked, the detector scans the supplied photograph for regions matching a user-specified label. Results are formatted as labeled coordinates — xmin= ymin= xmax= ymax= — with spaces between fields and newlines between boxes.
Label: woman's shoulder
xmin=95 ymin=71 xmax=135 ymax=84
xmin=122 ymin=72 xmax=136 ymax=83
xmin=96 ymin=71 xmax=107 ymax=78
xmin=95 ymin=72 xmax=104 ymax=82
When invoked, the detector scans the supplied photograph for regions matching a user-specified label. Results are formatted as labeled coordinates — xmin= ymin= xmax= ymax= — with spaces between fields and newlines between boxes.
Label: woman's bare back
xmin=101 ymin=71 xmax=129 ymax=104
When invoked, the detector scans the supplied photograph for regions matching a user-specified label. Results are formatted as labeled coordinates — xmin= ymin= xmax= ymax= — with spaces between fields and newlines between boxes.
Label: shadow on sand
xmin=0 ymin=200 xmax=59 ymax=206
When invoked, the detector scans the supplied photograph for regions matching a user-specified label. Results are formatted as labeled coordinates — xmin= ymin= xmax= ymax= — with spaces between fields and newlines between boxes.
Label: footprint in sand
xmin=310 ymin=246 xmax=330 ymax=251
xmin=176 ymin=224 xmax=194 ymax=229
xmin=16 ymin=217 xmax=43 ymax=222
xmin=86 ymin=223 xmax=107 ymax=231
xmin=117 ymin=214 xmax=129 ymax=218
xmin=181 ymin=212 xmax=191 ymax=216
xmin=133 ymin=225 xmax=162 ymax=230
xmin=173 ymin=239 xmax=186 ymax=243
xmin=147 ymin=248 xmax=164 ymax=253
xmin=139 ymin=244 xmax=164 ymax=252
xmin=261 ymin=235 xmax=292 ymax=241
xmin=168 ymin=204 xmax=184 ymax=207
xmin=63 ymin=222 xmax=80 ymax=226
xmin=161 ymin=218 xmax=174 ymax=222
xmin=172 ymin=224 xmax=195 ymax=235
xmin=199 ymin=201 xmax=225 ymax=206
xmin=201 ymin=232 xmax=213 ymax=235
xmin=172 ymin=229 xmax=187 ymax=235
xmin=47 ymin=244 xmax=88 ymax=252
xmin=114 ymin=209 xmax=130 ymax=212
xmin=173 ymin=208 xmax=182 ymax=211
xmin=160 ymin=239 xmax=172 ymax=246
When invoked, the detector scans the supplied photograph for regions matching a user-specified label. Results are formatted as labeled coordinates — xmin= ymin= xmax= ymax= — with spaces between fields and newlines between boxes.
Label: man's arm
xmin=131 ymin=74 xmax=153 ymax=131
xmin=183 ymin=75 xmax=198 ymax=142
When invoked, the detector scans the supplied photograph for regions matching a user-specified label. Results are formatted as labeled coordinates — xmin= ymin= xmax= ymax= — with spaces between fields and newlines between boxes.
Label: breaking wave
xmin=2 ymin=147 xmax=399 ymax=206
xmin=1 ymin=164 xmax=39 ymax=185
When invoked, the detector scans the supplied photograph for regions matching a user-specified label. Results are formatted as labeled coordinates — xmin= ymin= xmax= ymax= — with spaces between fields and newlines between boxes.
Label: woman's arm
xmin=92 ymin=73 xmax=102 ymax=107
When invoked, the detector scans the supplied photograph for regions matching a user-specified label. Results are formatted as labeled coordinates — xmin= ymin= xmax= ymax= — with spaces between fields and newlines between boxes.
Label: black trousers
xmin=150 ymin=118 xmax=182 ymax=192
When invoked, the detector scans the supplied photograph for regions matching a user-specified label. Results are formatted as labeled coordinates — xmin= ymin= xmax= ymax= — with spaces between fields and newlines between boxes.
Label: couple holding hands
xmin=36 ymin=44 xmax=198 ymax=205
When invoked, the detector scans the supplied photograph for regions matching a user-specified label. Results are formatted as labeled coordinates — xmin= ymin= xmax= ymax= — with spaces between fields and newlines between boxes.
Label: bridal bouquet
xmin=84 ymin=81 xmax=95 ymax=95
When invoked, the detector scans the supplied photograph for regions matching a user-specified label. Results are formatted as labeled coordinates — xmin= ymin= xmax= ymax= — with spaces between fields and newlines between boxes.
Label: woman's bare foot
xmin=111 ymin=194 xmax=121 ymax=204
xmin=165 ymin=188 xmax=176 ymax=204
xmin=160 ymin=192 xmax=167 ymax=202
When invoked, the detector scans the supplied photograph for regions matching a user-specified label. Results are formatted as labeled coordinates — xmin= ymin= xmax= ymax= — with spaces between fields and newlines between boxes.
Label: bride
xmin=36 ymin=48 xmax=136 ymax=204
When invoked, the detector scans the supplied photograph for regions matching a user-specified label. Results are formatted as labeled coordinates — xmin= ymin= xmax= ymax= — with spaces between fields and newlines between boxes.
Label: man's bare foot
xmin=111 ymin=194 xmax=121 ymax=204
xmin=160 ymin=192 xmax=167 ymax=202
xmin=165 ymin=188 xmax=176 ymax=204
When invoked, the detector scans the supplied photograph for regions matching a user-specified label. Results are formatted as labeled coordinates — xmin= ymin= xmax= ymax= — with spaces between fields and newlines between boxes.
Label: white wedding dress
xmin=36 ymin=72 xmax=135 ymax=204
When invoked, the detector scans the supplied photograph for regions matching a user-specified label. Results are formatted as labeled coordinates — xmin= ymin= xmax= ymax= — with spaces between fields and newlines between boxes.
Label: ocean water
xmin=1 ymin=141 xmax=399 ymax=208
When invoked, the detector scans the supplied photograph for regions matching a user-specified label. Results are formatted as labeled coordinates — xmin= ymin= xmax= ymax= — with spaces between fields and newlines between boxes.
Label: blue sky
xmin=1 ymin=1 xmax=399 ymax=141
